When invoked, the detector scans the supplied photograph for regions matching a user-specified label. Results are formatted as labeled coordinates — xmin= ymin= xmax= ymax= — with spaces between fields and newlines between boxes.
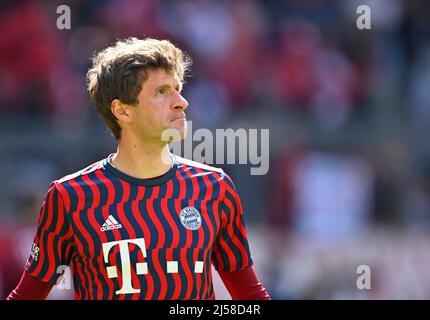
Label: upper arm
xmin=212 ymin=173 xmax=253 ymax=272
xmin=24 ymin=182 xmax=74 ymax=285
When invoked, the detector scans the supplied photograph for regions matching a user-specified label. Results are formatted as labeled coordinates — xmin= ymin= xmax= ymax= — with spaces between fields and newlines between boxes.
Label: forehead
xmin=142 ymin=68 xmax=180 ymax=88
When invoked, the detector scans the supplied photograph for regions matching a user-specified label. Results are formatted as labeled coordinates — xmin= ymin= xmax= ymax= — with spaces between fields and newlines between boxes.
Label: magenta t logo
xmin=102 ymin=238 xmax=148 ymax=295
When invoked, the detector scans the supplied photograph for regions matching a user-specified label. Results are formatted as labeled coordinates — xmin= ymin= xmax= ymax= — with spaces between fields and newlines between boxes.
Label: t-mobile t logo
xmin=102 ymin=238 xmax=148 ymax=295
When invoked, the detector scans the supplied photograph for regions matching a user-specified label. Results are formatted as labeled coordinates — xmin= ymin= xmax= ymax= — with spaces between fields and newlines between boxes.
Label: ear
xmin=111 ymin=99 xmax=132 ymax=123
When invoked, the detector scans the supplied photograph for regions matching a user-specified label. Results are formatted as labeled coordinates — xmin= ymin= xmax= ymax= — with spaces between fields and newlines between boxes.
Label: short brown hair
xmin=86 ymin=37 xmax=192 ymax=140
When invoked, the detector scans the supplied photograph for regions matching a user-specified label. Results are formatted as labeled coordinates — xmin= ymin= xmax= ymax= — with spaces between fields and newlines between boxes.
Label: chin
xmin=176 ymin=125 xmax=187 ymax=141
xmin=160 ymin=124 xmax=187 ymax=143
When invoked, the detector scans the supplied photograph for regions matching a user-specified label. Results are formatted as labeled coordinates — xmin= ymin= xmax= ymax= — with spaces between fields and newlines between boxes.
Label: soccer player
xmin=7 ymin=37 xmax=270 ymax=300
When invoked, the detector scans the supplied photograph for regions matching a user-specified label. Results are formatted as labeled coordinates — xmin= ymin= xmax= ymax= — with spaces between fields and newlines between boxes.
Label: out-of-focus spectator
xmin=291 ymin=150 xmax=374 ymax=242
xmin=0 ymin=1 xmax=85 ymax=118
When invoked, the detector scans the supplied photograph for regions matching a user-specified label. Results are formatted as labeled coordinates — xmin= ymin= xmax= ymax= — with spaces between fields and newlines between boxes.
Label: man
xmin=7 ymin=37 xmax=270 ymax=300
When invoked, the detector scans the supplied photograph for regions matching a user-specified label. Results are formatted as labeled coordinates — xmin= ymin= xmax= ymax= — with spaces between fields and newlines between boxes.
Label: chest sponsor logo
xmin=102 ymin=238 xmax=205 ymax=295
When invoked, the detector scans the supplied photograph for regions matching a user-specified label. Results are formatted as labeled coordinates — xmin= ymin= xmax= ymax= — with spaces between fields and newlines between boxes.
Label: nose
xmin=172 ymin=91 xmax=189 ymax=111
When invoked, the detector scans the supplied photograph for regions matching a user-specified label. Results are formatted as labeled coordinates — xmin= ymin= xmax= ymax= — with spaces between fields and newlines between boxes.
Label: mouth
xmin=171 ymin=115 xmax=186 ymax=122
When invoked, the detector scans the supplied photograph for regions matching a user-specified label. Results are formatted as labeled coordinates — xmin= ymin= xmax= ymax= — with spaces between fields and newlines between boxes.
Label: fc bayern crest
xmin=180 ymin=207 xmax=202 ymax=230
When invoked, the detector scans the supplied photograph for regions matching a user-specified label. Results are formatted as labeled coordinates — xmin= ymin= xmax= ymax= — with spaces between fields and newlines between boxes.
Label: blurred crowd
xmin=1 ymin=0 xmax=430 ymax=299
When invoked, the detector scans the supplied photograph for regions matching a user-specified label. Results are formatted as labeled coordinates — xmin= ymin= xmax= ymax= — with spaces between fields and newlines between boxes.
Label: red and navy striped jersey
xmin=24 ymin=154 xmax=253 ymax=300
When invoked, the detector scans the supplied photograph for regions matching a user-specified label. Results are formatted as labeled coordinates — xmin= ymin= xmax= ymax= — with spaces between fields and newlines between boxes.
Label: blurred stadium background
xmin=1 ymin=0 xmax=430 ymax=299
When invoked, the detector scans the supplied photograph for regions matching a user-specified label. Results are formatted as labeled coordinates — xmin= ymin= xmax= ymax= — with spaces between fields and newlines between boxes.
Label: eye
xmin=157 ymin=87 xmax=168 ymax=95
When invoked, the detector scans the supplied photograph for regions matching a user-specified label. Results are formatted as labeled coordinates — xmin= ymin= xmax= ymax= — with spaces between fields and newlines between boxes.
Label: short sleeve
xmin=24 ymin=182 xmax=74 ymax=285
xmin=212 ymin=173 xmax=253 ymax=272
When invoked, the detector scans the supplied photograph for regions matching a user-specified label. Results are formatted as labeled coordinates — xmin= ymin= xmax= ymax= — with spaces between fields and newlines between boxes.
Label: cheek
xmin=133 ymin=99 xmax=170 ymax=131
xmin=139 ymin=110 xmax=167 ymax=133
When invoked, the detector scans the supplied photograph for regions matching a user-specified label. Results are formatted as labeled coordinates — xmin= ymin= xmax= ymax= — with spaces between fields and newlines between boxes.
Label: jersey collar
xmin=103 ymin=153 xmax=178 ymax=186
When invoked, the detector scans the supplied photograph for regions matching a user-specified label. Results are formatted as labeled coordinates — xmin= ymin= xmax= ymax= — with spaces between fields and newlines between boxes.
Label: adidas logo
xmin=100 ymin=215 xmax=123 ymax=232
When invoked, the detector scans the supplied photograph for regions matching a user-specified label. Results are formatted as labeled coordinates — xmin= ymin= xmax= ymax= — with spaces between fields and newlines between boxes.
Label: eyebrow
xmin=154 ymin=82 xmax=182 ymax=92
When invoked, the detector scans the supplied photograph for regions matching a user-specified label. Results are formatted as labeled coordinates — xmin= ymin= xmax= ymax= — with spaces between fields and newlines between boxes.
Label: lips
xmin=171 ymin=115 xmax=186 ymax=122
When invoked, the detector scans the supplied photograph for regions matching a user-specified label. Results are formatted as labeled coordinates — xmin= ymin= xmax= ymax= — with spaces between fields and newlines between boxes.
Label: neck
xmin=111 ymin=137 xmax=173 ymax=179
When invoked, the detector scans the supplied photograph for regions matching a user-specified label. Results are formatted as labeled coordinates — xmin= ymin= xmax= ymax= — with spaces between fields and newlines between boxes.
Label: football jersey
xmin=24 ymin=154 xmax=253 ymax=300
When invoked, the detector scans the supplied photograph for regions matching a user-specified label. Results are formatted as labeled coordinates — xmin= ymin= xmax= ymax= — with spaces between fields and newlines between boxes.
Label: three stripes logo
xmin=101 ymin=215 xmax=123 ymax=232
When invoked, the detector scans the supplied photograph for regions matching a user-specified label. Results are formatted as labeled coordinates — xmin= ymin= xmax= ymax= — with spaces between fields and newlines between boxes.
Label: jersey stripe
xmin=30 ymin=184 xmax=53 ymax=279
xmin=162 ymin=180 xmax=179 ymax=299
xmin=139 ymin=187 xmax=156 ymax=299
xmin=150 ymin=186 xmax=169 ymax=300
xmin=171 ymin=174 xmax=183 ymax=299
xmin=223 ymin=181 xmax=252 ymax=269
xmin=63 ymin=179 xmax=90 ymax=299
xmin=80 ymin=175 xmax=104 ymax=299
xmin=58 ymin=180 xmax=86 ymax=298
xmin=110 ymin=177 xmax=130 ymax=301
xmin=153 ymin=187 xmax=170 ymax=299
xmin=190 ymin=168 xmax=206 ymax=299
xmin=210 ymin=172 xmax=226 ymax=272
xmin=177 ymin=166 xmax=198 ymax=299
xmin=115 ymin=179 xmax=137 ymax=300
xmin=44 ymin=185 xmax=58 ymax=282
xmin=157 ymin=180 xmax=174 ymax=299
xmin=98 ymin=169 xmax=126 ymax=299
xmin=68 ymin=178 xmax=99 ymax=299
xmin=92 ymin=170 xmax=115 ymax=298
xmin=202 ymin=171 xmax=221 ymax=298
xmin=195 ymin=167 xmax=215 ymax=298
xmin=130 ymin=186 xmax=150 ymax=299
xmin=81 ymin=174 xmax=108 ymax=300
xmin=56 ymin=184 xmax=75 ymax=268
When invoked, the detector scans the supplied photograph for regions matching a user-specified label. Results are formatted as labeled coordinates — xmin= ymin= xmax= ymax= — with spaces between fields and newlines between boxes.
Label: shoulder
xmin=36 ymin=159 xmax=105 ymax=214
xmin=53 ymin=159 xmax=105 ymax=187
xmin=174 ymin=155 xmax=237 ymax=189
xmin=174 ymin=155 xmax=225 ymax=175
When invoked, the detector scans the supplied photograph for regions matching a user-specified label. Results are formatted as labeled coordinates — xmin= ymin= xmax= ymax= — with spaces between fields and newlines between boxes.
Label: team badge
xmin=180 ymin=207 xmax=202 ymax=230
